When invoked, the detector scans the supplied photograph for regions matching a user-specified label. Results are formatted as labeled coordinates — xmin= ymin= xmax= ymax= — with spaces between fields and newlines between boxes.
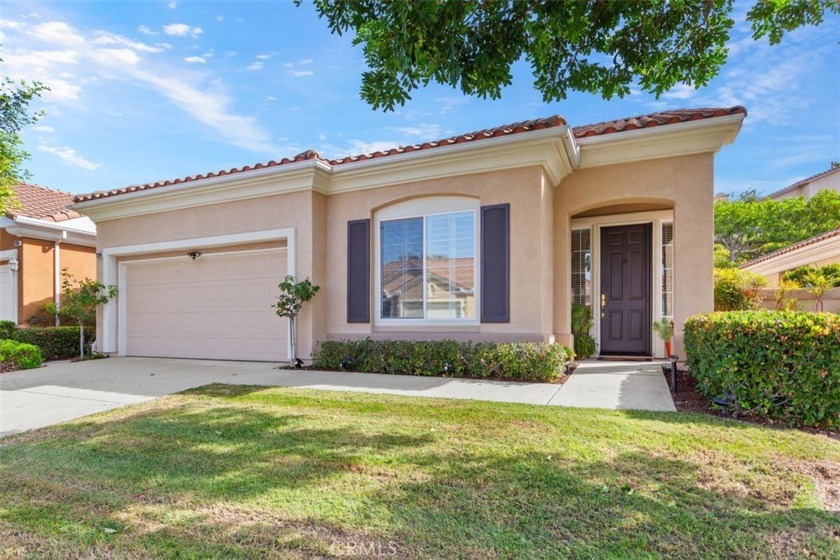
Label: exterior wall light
xmin=187 ymin=251 xmax=202 ymax=260
xmin=8 ymin=256 xmax=19 ymax=272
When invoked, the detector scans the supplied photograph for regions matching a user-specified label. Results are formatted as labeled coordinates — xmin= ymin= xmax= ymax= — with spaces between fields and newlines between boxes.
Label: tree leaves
xmin=303 ymin=0 xmax=838 ymax=111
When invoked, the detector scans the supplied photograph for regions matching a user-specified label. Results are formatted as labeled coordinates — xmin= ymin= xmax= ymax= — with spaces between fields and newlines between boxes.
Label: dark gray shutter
xmin=481 ymin=204 xmax=510 ymax=323
xmin=347 ymin=219 xmax=370 ymax=323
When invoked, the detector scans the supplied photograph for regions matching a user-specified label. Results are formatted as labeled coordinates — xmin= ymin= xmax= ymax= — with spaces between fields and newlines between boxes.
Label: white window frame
xmin=570 ymin=209 xmax=674 ymax=357
xmin=374 ymin=196 xmax=480 ymax=327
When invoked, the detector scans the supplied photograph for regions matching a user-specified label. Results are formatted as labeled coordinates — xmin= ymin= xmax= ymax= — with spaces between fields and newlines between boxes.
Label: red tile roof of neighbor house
xmin=741 ymin=226 xmax=840 ymax=268
xmin=74 ymin=106 xmax=747 ymax=204
xmin=9 ymin=183 xmax=83 ymax=222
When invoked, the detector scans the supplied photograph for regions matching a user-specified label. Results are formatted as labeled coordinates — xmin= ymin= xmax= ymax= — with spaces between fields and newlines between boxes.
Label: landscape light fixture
xmin=187 ymin=251 xmax=202 ymax=260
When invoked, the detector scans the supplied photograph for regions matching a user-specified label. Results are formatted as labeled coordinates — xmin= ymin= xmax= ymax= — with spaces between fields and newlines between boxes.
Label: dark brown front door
xmin=599 ymin=224 xmax=651 ymax=355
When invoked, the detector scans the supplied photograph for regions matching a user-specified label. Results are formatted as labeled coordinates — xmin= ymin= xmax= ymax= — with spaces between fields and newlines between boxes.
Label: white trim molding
xmin=0 ymin=215 xmax=96 ymax=247
xmin=743 ymin=233 xmax=840 ymax=279
xmin=99 ymin=228 xmax=296 ymax=354
xmin=571 ymin=209 xmax=675 ymax=358
xmin=576 ymin=114 xmax=745 ymax=168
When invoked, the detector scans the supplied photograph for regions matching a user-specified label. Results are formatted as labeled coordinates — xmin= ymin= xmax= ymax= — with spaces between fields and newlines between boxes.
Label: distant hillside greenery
xmin=714 ymin=189 xmax=840 ymax=266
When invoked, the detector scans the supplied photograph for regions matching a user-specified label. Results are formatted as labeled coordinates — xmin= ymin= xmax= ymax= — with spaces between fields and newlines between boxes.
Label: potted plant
xmin=651 ymin=317 xmax=675 ymax=357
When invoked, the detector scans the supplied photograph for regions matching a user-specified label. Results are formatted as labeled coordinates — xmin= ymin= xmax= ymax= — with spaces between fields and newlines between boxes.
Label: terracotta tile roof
xmin=74 ymin=107 xmax=746 ymax=204
xmin=572 ymin=106 xmax=746 ymax=138
xmin=8 ymin=183 xmax=83 ymax=222
xmin=765 ymin=165 xmax=840 ymax=199
xmin=741 ymin=227 xmax=840 ymax=268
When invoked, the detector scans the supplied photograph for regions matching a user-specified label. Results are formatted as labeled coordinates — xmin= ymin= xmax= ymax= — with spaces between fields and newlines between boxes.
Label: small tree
xmin=272 ymin=275 xmax=320 ymax=367
xmin=803 ymin=269 xmax=833 ymax=313
xmin=58 ymin=271 xmax=116 ymax=359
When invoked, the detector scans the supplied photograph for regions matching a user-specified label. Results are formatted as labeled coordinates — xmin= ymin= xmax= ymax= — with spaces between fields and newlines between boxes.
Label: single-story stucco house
xmin=73 ymin=106 xmax=746 ymax=363
xmin=742 ymin=226 xmax=840 ymax=288
xmin=1 ymin=183 xmax=97 ymax=325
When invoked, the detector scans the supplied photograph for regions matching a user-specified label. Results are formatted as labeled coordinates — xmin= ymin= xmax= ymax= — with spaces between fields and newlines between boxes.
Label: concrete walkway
xmin=0 ymin=357 xmax=675 ymax=438
xmin=549 ymin=360 xmax=677 ymax=412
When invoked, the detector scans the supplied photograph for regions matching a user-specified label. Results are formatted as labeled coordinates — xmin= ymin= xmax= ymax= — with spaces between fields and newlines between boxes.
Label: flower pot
xmin=664 ymin=340 xmax=672 ymax=357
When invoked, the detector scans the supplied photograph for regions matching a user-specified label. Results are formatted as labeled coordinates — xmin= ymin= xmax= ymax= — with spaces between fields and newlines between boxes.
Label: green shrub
xmin=684 ymin=311 xmax=840 ymax=429
xmin=713 ymin=268 xmax=767 ymax=311
xmin=571 ymin=304 xmax=596 ymax=359
xmin=0 ymin=339 xmax=43 ymax=369
xmin=782 ymin=263 xmax=840 ymax=288
xmin=314 ymin=339 xmax=570 ymax=383
xmin=573 ymin=335 xmax=596 ymax=360
xmin=0 ymin=320 xmax=16 ymax=340
xmin=12 ymin=327 xmax=88 ymax=361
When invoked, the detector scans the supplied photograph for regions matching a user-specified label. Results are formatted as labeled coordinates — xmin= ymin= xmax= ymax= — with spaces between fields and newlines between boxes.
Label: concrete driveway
xmin=0 ymin=357 xmax=675 ymax=438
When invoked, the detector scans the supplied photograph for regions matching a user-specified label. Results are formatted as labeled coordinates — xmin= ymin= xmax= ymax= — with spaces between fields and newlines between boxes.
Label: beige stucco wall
xmin=324 ymin=165 xmax=555 ymax=345
xmin=555 ymin=153 xmax=715 ymax=355
xmin=92 ymin=152 xmax=716 ymax=361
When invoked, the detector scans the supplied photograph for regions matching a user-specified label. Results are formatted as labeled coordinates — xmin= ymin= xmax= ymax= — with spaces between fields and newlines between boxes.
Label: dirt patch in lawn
xmin=0 ymin=362 xmax=20 ymax=374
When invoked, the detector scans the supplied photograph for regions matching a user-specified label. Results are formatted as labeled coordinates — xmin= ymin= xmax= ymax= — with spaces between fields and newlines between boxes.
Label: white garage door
xmin=0 ymin=265 xmax=15 ymax=322
xmin=124 ymin=249 xmax=288 ymax=361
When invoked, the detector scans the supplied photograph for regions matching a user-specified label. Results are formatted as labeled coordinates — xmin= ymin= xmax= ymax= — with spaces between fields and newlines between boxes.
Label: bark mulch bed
xmin=663 ymin=366 xmax=838 ymax=439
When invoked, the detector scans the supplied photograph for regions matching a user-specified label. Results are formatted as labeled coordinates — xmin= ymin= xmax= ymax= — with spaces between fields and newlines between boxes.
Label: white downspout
xmin=54 ymin=231 xmax=67 ymax=326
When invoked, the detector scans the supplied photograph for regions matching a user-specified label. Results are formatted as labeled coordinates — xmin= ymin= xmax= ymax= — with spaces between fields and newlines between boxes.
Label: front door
xmin=599 ymin=224 xmax=651 ymax=355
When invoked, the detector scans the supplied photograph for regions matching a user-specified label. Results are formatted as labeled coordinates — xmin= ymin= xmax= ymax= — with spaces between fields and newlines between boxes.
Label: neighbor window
xmin=571 ymin=228 xmax=591 ymax=306
xmin=380 ymin=208 xmax=476 ymax=321
xmin=661 ymin=222 xmax=674 ymax=317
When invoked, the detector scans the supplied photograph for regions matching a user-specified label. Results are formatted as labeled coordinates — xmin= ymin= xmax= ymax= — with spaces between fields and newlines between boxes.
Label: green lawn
xmin=1 ymin=385 xmax=838 ymax=559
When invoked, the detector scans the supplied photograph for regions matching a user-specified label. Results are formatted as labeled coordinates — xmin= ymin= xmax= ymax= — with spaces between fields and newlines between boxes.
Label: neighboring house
xmin=742 ymin=227 xmax=840 ymax=287
xmin=0 ymin=183 xmax=97 ymax=325
xmin=765 ymin=163 xmax=840 ymax=201
xmin=73 ymin=106 xmax=746 ymax=362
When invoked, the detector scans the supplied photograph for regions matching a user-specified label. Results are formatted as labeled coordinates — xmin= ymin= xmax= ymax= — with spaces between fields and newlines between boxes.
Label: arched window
xmin=375 ymin=196 xmax=479 ymax=324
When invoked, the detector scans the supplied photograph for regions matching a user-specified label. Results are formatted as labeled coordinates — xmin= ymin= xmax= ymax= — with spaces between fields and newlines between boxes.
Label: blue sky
xmin=2 ymin=1 xmax=838 ymax=196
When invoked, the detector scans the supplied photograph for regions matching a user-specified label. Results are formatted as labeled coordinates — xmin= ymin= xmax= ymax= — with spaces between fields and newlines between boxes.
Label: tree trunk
xmin=289 ymin=315 xmax=297 ymax=364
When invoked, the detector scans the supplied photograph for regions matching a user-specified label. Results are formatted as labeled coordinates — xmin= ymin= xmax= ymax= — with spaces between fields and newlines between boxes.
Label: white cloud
xmin=267 ymin=96 xmax=277 ymax=101
xmin=298 ymin=58 xmax=313 ymax=65
xmin=201 ymin=49 xmax=215 ymax=58
xmin=33 ymin=125 xmax=55 ymax=132
xmin=137 ymin=25 xmax=157 ymax=36
xmin=163 ymin=23 xmax=202 ymax=37
xmin=129 ymin=69 xmax=277 ymax=152
xmin=0 ymin=20 xmax=24 ymax=30
xmin=216 ymin=16 xmax=224 ymax=22
xmin=2 ymin=17 xmax=280 ymax=154
xmin=39 ymin=144 xmax=101 ymax=170
xmin=7 ymin=49 xmax=81 ymax=68
xmin=661 ymin=83 xmax=698 ymax=100
xmin=390 ymin=124 xmax=446 ymax=137
xmin=246 ymin=61 xmax=264 ymax=71
xmin=288 ymin=70 xmax=313 ymax=77
xmin=89 ymin=48 xmax=141 ymax=67
xmin=28 ymin=21 xmax=85 ymax=46
xmin=93 ymin=31 xmax=166 ymax=53
xmin=168 ymin=1 xmax=178 ymax=8
xmin=256 ymin=53 xmax=271 ymax=60
xmin=184 ymin=56 xmax=206 ymax=64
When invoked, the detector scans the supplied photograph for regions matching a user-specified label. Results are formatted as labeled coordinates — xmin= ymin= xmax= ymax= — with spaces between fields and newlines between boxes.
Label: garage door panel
xmin=124 ymin=250 xmax=288 ymax=361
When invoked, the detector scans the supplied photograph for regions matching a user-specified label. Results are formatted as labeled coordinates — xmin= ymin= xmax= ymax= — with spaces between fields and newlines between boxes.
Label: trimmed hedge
xmin=0 ymin=339 xmax=42 ymax=369
xmin=684 ymin=311 xmax=840 ymax=429
xmin=314 ymin=339 xmax=570 ymax=383
xmin=12 ymin=327 xmax=88 ymax=361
